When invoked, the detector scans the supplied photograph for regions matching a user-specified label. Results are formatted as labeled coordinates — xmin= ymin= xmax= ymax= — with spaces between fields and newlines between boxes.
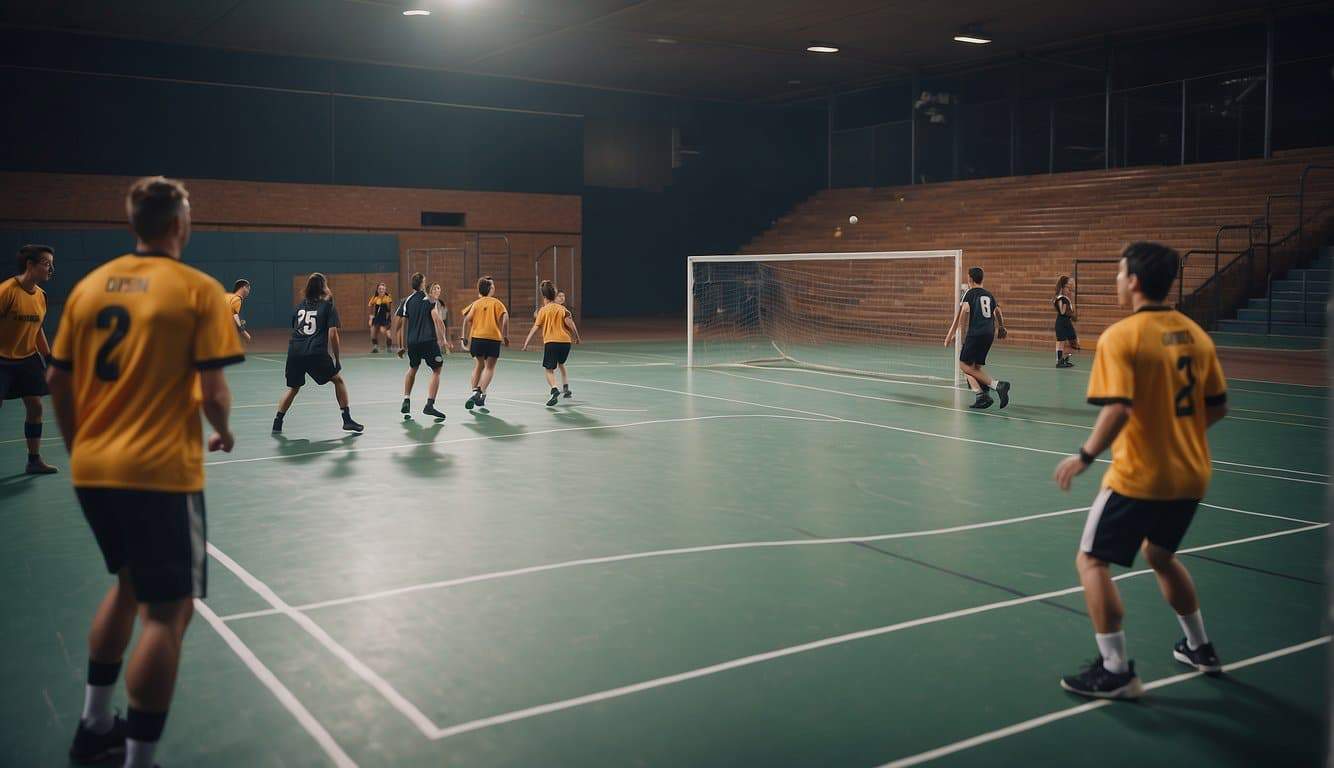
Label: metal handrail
xmin=1297 ymin=164 xmax=1334 ymax=245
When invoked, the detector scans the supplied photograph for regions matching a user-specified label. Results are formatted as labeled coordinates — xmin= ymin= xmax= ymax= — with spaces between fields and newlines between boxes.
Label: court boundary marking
xmin=878 ymin=636 xmax=1332 ymax=767
xmin=217 ymin=501 xmax=1316 ymax=623
xmin=195 ymin=599 xmax=359 ymax=767
xmin=206 ymin=492 xmax=1324 ymax=742
xmin=582 ymin=377 xmax=1329 ymax=484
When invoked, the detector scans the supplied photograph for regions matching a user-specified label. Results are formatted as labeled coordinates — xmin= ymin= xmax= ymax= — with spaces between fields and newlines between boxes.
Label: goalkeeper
xmin=943 ymin=266 xmax=1012 ymax=409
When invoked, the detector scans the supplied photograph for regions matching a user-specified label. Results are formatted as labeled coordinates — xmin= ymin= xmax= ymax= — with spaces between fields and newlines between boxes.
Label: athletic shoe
xmin=465 ymin=390 xmax=479 ymax=410
xmin=1055 ymin=360 xmax=1067 ymax=368
xmin=546 ymin=388 xmax=560 ymax=407
xmin=69 ymin=715 xmax=127 ymax=764
xmin=271 ymin=417 xmax=283 ymax=434
xmin=562 ymin=387 xmax=573 ymax=399
xmin=423 ymin=405 xmax=446 ymax=421
xmin=24 ymin=457 xmax=58 ymax=475
xmin=342 ymin=416 xmax=365 ymax=433
xmin=476 ymin=392 xmax=487 ymax=408
xmin=401 ymin=398 xmax=411 ymax=418
xmin=1060 ymin=659 xmax=1143 ymax=700
xmin=969 ymin=394 xmax=994 ymax=409
xmin=1173 ymin=638 xmax=1222 ymax=674
xmin=995 ymin=380 xmax=1011 ymax=409
xmin=371 ymin=346 xmax=379 ymax=354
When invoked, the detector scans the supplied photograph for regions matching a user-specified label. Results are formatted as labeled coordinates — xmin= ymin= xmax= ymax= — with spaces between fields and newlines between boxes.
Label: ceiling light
xmin=788 ymin=79 xmax=803 ymax=85
xmin=806 ymin=44 xmax=840 ymax=54
xmin=953 ymin=34 xmax=991 ymax=44
xmin=403 ymin=9 xmax=431 ymax=16
xmin=649 ymin=36 xmax=679 ymax=45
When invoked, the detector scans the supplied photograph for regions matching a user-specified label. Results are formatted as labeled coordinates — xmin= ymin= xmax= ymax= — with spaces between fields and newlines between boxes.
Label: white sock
xmin=1095 ymin=631 xmax=1130 ymax=674
xmin=124 ymin=738 xmax=158 ymax=768
xmin=1177 ymin=610 xmax=1209 ymax=650
xmin=80 ymin=684 xmax=115 ymax=733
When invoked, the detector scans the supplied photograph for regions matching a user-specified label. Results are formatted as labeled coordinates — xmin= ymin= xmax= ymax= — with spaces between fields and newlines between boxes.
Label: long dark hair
xmin=1055 ymin=275 xmax=1071 ymax=295
xmin=305 ymin=272 xmax=328 ymax=301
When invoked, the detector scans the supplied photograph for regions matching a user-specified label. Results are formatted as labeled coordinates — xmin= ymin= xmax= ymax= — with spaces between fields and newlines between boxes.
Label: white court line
xmin=219 ymin=506 xmax=1092 ymax=622
xmin=1229 ymin=386 xmax=1329 ymax=400
xmin=485 ymin=396 xmax=649 ymax=413
xmin=724 ymin=365 xmax=1328 ymax=432
xmin=1228 ymin=374 xmax=1327 ymax=387
xmin=1232 ymin=406 xmax=1327 ymax=420
xmin=420 ymin=522 xmax=1327 ymax=740
xmin=195 ymin=599 xmax=359 ymax=767
xmin=737 ymin=364 xmax=959 ymax=392
xmin=207 ymin=544 xmax=443 ymax=740
xmin=879 ymin=636 xmax=1332 ymax=767
xmin=1199 ymin=501 xmax=1320 ymax=525
xmin=250 ymin=355 xmax=286 ymax=364
xmin=1224 ymin=415 xmax=1325 ymax=430
xmin=581 ymin=378 xmax=1329 ymax=484
xmin=204 ymin=414 xmax=837 ymax=467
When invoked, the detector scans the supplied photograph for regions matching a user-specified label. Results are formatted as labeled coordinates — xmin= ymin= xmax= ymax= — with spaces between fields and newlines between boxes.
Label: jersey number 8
xmin=979 ymin=296 xmax=993 ymax=318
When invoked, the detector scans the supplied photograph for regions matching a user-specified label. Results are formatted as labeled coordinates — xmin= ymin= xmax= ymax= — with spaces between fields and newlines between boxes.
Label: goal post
xmin=687 ymin=250 xmax=963 ymax=385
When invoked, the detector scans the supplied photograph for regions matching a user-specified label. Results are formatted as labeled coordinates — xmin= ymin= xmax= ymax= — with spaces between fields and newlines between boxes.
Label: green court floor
xmin=1 ymin=341 xmax=1327 ymax=767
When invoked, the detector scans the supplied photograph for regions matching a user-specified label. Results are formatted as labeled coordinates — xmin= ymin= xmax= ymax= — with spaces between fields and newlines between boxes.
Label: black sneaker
xmin=1060 ymin=658 xmax=1143 ymax=700
xmin=271 ymin=417 xmax=284 ymax=434
xmin=1173 ymin=638 xmax=1222 ymax=674
xmin=969 ymin=394 xmax=994 ymax=409
xmin=475 ymin=392 xmax=487 ymax=408
xmin=423 ymin=404 xmax=446 ymax=421
xmin=562 ymin=387 xmax=573 ymax=399
xmin=401 ymin=398 xmax=411 ymax=420
xmin=995 ymin=380 xmax=1011 ymax=409
xmin=24 ymin=457 xmax=58 ymax=475
xmin=546 ymin=389 xmax=560 ymax=407
xmin=69 ymin=715 xmax=126 ymax=764
xmin=342 ymin=416 xmax=364 ymax=433
xmin=465 ymin=390 xmax=479 ymax=410
xmin=371 ymin=345 xmax=379 ymax=354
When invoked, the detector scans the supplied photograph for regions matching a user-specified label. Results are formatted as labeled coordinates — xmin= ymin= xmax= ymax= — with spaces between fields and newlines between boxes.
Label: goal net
xmin=687 ymin=250 xmax=963 ymax=383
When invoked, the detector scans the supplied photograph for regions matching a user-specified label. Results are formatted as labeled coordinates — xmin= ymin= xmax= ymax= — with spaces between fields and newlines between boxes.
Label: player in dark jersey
xmin=1054 ymin=275 xmax=1079 ymax=368
xmin=943 ymin=267 xmax=1012 ymax=409
xmin=396 ymin=272 xmax=451 ymax=421
xmin=271 ymin=273 xmax=363 ymax=434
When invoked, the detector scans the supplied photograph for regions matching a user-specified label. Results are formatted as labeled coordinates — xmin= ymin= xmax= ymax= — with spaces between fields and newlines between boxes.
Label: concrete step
xmin=1235 ymin=308 xmax=1328 ymax=324
xmin=1246 ymin=298 xmax=1327 ymax=313
xmin=1216 ymin=319 xmax=1327 ymax=336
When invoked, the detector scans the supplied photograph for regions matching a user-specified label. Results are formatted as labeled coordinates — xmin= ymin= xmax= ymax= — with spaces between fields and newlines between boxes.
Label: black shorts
xmin=78 ymin=488 xmax=208 ymax=602
xmin=1080 ymin=489 xmax=1198 ymax=567
xmin=470 ymin=338 xmax=502 ymax=359
xmin=542 ymin=342 xmax=572 ymax=370
xmin=1055 ymin=316 xmax=1078 ymax=342
xmin=959 ymin=334 xmax=994 ymax=366
xmin=371 ymin=315 xmax=392 ymax=328
xmin=0 ymin=354 xmax=48 ymax=400
xmin=407 ymin=341 xmax=444 ymax=370
xmin=286 ymin=354 xmax=340 ymax=388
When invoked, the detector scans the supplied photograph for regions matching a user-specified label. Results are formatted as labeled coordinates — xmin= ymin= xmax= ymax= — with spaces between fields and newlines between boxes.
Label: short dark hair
xmin=233 ymin=278 xmax=250 ymax=292
xmin=968 ymin=267 xmax=984 ymax=284
xmin=126 ymin=176 xmax=189 ymax=242
xmin=304 ymin=272 xmax=328 ymax=301
xmin=1121 ymin=242 xmax=1179 ymax=302
xmin=411 ymin=272 xmax=424 ymax=291
xmin=478 ymin=276 xmax=493 ymax=297
xmin=16 ymin=244 xmax=53 ymax=275
xmin=540 ymin=280 xmax=556 ymax=301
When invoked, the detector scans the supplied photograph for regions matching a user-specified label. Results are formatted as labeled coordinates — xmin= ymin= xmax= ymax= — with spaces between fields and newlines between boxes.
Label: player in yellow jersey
xmin=0 ymin=244 xmax=59 ymax=474
xmin=368 ymin=281 xmax=394 ymax=353
xmin=460 ymin=275 xmax=509 ymax=410
xmin=1053 ymin=242 xmax=1227 ymax=700
xmin=48 ymin=177 xmax=243 ymax=766
xmin=523 ymin=280 xmax=581 ymax=405
xmin=224 ymin=278 xmax=252 ymax=344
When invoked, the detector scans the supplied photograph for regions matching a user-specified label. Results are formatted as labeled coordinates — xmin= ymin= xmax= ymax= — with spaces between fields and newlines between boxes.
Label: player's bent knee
xmin=1075 ymin=550 xmax=1107 ymax=571
xmin=1141 ymin=541 xmax=1176 ymax=570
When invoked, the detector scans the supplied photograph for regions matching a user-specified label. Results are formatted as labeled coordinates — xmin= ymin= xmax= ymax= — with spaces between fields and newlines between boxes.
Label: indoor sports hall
xmin=1 ymin=2 xmax=1331 ymax=767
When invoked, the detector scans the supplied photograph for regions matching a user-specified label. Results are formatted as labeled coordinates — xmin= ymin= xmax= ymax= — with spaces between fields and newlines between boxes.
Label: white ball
xmin=848 ymin=215 xmax=859 ymax=225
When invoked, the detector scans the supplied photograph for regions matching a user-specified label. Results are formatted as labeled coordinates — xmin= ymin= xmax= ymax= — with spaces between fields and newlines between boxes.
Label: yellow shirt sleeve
xmin=195 ymin=283 xmax=246 ymax=368
xmin=1086 ymin=325 xmax=1135 ymax=405
xmin=227 ymin=294 xmax=243 ymax=315
xmin=1201 ymin=341 xmax=1227 ymax=404
xmin=50 ymin=285 xmax=80 ymax=369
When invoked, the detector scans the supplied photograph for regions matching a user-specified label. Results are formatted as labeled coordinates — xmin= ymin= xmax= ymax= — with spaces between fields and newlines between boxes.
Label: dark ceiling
xmin=0 ymin=0 xmax=1288 ymax=102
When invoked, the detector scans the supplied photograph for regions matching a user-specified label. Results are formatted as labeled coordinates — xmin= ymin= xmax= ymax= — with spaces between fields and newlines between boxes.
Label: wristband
xmin=1078 ymin=447 xmax=1096 ymax=465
